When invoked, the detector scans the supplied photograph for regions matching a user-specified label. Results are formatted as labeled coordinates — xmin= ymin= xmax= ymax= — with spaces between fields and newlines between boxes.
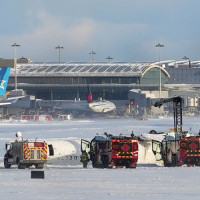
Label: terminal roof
xmin=11 ymin=62 xmax=152 ymax=77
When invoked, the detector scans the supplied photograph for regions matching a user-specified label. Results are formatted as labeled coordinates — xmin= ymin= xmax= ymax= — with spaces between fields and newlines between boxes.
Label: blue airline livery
xmin=0 ymin=67 xmax=11 ymax=96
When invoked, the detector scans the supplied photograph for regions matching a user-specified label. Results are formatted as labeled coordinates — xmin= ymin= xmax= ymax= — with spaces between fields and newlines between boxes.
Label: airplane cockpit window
xmin=48 ymin=144 xmax=54 ymax=156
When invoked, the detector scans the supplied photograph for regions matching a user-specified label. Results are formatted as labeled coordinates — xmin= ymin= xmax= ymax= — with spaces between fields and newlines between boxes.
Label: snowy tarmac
xmin=1 ymin=166 xmax=200 ymax=200
xmin=0 ymin=117 xmax=200 ymax=200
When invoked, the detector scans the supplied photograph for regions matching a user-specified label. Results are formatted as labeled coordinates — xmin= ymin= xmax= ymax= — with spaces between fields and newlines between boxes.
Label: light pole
xmin=55 ymin=45 xmax=63 ymax=63
xmin=11 ymin=43 xmax=20 ymax=91
xmin=155 ymin=42 xmax=164 ymax=98
xmin=89 ymin=50 xmax=96 ymax=62
xmin=106 ymin=56 xmax=113 ymax=62
xmin=182 ymin=56 xmax=189 ymax=60
xmin=182 ymin=56 xmax=191 ymax=68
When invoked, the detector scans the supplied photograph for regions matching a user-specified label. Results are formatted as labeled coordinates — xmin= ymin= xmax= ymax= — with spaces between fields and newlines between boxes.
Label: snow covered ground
xmin=1 ymin=117 xmax=200 ymax=200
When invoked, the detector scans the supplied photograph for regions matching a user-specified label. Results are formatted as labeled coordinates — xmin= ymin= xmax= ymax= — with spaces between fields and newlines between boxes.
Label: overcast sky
xmin=1 ymin=0 xmax=200 ymax=62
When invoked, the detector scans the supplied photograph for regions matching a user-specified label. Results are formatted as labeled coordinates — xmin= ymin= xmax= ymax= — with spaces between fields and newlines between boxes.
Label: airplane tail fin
xmin=87 ymin=85 xmax=93 ymax=103
xmin=0 ymin=67 xmax=11 ymax=96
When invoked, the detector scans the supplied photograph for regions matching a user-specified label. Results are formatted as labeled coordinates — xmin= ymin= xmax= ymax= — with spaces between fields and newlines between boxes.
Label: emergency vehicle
xmin=152 ymin=135 xmax=200 ymax=166
xmin=179 ymin=136 xmax=200 ymax=166
xmin=152 ymin=97 xmax=200 ymax=166
xmin=4 ymin=132 xmax=47 ymax=169
xmin=81 ymin=133 xmax=138 ymax=168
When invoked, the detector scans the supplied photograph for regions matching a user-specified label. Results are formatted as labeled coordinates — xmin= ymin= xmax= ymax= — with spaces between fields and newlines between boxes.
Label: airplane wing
xmin=7 ymin=96 xmax=25 ymax=101
xmin=0 ymin=102 xmax=12 ymax=105
xmin=0 ymin=96 xmax=25 ymax=106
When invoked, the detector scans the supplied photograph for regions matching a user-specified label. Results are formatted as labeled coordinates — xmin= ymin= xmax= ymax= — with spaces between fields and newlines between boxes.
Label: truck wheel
xmin=101 ymin=155 xmax=109 ymax=168
xmin=18 ymin=163 xmax=26 ymax=169
xmin=172 ymin=154 xmax=177 ymax=167
xmin=17 ymin=157 xmax=25 ymax=169
xmin=4 ymin=154 xmax=11 ymax=169
xmin=92 ymin=160 xmax=97 ymax=168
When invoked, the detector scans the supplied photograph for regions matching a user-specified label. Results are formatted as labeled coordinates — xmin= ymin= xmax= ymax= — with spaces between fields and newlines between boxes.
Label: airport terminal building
xmin=7 ymin=62 xmax=170 ymax=101
xmin=1 ymin=59 xmax=200 ymax=117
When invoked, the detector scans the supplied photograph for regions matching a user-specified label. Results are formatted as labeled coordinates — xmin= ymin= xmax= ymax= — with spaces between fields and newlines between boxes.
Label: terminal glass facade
xmin=8 ymin=63 xmax=169 ymax=101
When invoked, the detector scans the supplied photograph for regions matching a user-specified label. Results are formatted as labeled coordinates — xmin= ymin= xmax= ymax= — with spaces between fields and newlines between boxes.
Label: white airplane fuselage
xmin=88 ymin=100 xmax=116 ymax=113
xmin=46 ymin=139 xmax=82 ymax=166
xmin=45 ymin=137 xmax=160 ymax=167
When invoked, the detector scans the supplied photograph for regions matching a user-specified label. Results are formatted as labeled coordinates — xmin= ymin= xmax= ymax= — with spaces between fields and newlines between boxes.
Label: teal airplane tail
xmin=0 ymin=67 xmax=11 ymax=96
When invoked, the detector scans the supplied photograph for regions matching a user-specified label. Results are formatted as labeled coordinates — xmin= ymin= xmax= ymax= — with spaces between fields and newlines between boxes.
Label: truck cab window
xmin=37 ymin=150 xmax=41 ymax=159
xmin=30 ymin=150 xmax=34 ymax=159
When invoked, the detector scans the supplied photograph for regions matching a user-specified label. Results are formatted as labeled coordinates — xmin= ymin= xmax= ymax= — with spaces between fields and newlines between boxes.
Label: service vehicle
xmin=152 ymin=135 xmax=200 ymax=166
xmin=81 ymin=133 xmax=138 ymax=168
xmin=4 ymin=132 xmax=47 ymax=169
xmin=179 ymin=136 xmax=200 ymax=166
xmin=152 ymin=96 xmax=200 ymax=166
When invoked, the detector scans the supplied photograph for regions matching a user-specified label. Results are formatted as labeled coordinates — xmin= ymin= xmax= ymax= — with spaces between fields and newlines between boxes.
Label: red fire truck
xmin=81 ymin=133 xmax=138 ymax=168
xmin=152 ymin=97 xmax=200 ymax=167
xmin=179 ymin=137 xmax=200 ymax=166
xmin=4 ymin=136 xmax=48 ymax=169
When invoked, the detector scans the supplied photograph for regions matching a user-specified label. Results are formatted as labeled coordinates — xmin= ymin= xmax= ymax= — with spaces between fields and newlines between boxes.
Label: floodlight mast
xmin=11 ymin=43 xmax=20 ymax=91
xmin=155 ymin=42 xmax=164 ymax=98
xmin=55 ymin=45 xmax=64 ymax=63
xmin=89 ymin=50 xmax=96 ymax=63
xmin=106 ymin=56 xmax=113 ymax=62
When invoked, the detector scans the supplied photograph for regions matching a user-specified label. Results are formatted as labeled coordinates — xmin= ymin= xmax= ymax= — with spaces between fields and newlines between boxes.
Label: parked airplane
xmin=0 ymin=67 xmax=25 ymax=105
xmin=87 ymin=86 xmax=116 ymax=113
xmin=88 ymin=100 xmax=116 ymax=113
